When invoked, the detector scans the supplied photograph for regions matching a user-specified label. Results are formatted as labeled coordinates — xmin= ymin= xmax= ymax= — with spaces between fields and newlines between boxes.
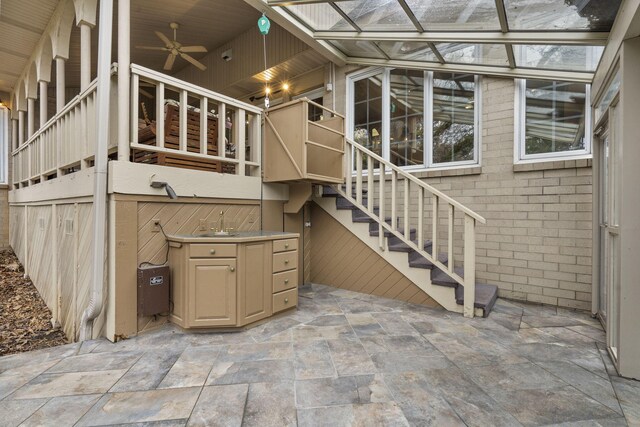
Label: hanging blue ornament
xmin=258 ymin=14 xmax=271 ymax=35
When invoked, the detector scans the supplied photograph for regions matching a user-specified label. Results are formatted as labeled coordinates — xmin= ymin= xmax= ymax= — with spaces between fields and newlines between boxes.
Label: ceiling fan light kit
xmin=136 ymin=22 xmax=208 ymax=71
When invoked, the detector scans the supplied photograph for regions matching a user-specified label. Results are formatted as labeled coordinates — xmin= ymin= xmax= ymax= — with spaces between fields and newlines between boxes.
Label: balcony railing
xmin=12 ymin=79 xmax=107 ymax=187
xmin=11 ymin=64 xmax=264 ymax=189
xmin=130 ymin=64 xmax=262 ymax=177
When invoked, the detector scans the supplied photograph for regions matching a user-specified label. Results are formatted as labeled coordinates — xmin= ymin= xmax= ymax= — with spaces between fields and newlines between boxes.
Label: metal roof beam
xmin=345 ymin=56 xmax=594 ymax=83
xmin=315 ymin=31 xmax=609 ymax=45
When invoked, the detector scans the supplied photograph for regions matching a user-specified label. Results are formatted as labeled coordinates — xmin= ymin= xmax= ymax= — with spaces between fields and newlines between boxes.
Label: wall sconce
xmin=150 ymin=181 xmax=178 ymax=199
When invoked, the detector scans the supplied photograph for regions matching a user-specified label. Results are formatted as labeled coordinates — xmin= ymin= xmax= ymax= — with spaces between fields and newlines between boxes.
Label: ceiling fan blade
xmin=180 ymin=52 xmax=207 ymax=71
xmin=180 ymin=45 xmax=207 ymax=53
xmin=155 ymin=31 xmax=173 ymax=47
xmin=164 ymin=53 xmax=177 ymax=71
xmin=136 ymin=46 xmax=168 ymax=51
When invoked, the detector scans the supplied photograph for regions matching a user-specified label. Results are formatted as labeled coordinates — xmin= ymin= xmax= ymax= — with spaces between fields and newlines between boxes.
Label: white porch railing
xmin=336 ymin=138 xmax=486 ymax=317
xmin=12 ymin=79 xmax=102 ymax=186
xmin=130 ymin=64 xmax=263 ymax=177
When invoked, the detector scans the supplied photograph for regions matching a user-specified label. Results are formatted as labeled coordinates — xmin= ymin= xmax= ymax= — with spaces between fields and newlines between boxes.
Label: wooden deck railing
xmin=130 ymin=64 xmax=263 ymax=177
xmin=336 ymin=138 xmax=486 ymax=318
xmin=12 ymin=79 xmax=102 ymax=186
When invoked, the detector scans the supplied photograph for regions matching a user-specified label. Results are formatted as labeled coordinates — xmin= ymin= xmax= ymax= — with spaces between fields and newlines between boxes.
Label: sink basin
xmin=192 ymin=232 xmax=238 ymax=237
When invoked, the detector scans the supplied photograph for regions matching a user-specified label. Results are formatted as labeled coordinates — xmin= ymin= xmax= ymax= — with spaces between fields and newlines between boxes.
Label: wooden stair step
xmin=336 ymin=196 xmax=367 ymax=210
xmin=455 ymin=283 xmax=499 ymax=318
xmin=408 ymin=250 xmax=446 ymax=271
xmin=322 ymin=185 xmax=367 ymax=198
xmin=430 ymin=267 xmax=465 ymax=288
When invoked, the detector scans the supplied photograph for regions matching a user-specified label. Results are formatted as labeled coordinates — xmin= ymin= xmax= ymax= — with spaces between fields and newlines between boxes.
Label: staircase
xmin=313 ymin=138 xmax=499 ymax=318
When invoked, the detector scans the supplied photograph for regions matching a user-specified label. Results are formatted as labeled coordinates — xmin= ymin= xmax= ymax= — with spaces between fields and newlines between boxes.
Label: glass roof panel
xmin=328 ymin=40 xmax=386 ymax=59
xmin=286 ymin=3 xmax=353 ymax=31
xmin=505 ymin=0 xmax=621 ymax=31
xmin=378 ymin=41 xmax=439 ymax=62
xmin=514 ymin=45 xmax=604 ymax=72
xmin=405 ymin=0 xmax=501 ymax=31
xmin=335 ymin=0 xmax=416 ymax=31
xmin=436 ymin=43 xmax=510 ymax=66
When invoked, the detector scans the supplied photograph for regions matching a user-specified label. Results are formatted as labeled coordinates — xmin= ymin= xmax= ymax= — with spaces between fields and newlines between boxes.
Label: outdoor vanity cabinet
xmin=166 ymin=232 xmax=299 ymax=329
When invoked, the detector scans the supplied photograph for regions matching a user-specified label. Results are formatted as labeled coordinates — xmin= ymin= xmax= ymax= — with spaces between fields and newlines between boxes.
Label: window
xmin=516 ymin=79 xmax=591 ymax=162
xmin=348 ymin=67 xmax=480 ymax=170
xmin=432 ymin=72 xmax=477 ymax=165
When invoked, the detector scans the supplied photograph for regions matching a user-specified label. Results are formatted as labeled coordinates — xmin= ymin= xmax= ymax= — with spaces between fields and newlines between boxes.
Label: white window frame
xmin=515 ymin=79 xmax=592 ymax=163
xmin=347 ymin=66 xmax=481 ymax=172
xmin=428 ymin=73 xmax=482 ymax=169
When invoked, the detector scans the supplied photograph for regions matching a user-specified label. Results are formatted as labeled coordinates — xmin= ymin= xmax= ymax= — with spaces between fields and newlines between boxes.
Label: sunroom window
xmin=348 ymin=68 xmax=480 ymax=170
xmin=516 ymin=79 xmax=591 ymax=161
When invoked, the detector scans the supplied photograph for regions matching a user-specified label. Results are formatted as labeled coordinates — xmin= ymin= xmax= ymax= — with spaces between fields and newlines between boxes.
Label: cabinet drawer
xmin=272 ymin=250 xmax=297 ymax=273
xmin=190 ymin=244 xmax=236 ymax=258
xmin=273 ymin=288 xmax=297 ymax=313
xmin=273 ymin=238 xmax=298 ymax=253
xmin=272 ymin=269 xmax=298 ymax=293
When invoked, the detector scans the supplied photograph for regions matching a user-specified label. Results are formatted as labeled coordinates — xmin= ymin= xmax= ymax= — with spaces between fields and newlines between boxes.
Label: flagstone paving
xmin=0 ymin=283 xmax=638 ymax=426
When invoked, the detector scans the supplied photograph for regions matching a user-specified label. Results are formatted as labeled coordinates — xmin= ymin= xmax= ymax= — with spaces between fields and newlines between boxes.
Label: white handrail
xmin=337 ymin=137 xmax=485 ymax=318
xmin=130 ymin=64 xmax=262 ymax=114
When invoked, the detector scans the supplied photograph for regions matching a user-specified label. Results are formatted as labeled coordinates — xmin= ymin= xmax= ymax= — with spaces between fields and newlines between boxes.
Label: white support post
xmin=345 ymin=142 xmax=352 ymax=194
xmin=418 ymin=187 xmax=424 ymax=251
xmin=11 ymin=118 xmax=18 ymax=153
xmin=18 ymin=110 xmax=25 ymax=146
xmin=235 ymin=108 xmax=246 ymax=175
xmin=27 ymin=98 xmax=35 ymax=139
xmin=155 ymin=82 xmax=165 ymax=148
xmin=117 ymin=0 xmax=131 ymax=161
xmin=432 ymin=196 xmax=439 ymax=260
xmin=251 ymin=113 xmax=261 ymax=177
xmin=404 ymin=178 xmax=410 ymax=240
xmin=39 ymin=81 xmax=48 ymax=127
xmin=179 ymin=90 xmax=187 ymax=152
xmin=448 ymin=204 xmax=454 ymax=273
xmin=55 ymin=57 xmax=66 ymax=113
xmin=391 ymin=170 xmax=397 ymax=231
xmin=217 ymin=103 xmax=226 ymax=159
xmin=355 ymin=150 xmax=363 ymax=204
xmin=378 ymin=163 xmax=385 ymax=250
xmin=130 ymin=73 xmax=139 ymax=145
xmin=199 ymin=97 xmax=208 ymax=155
xmin=80 ymin=23 xmax=92 ymax=91
xmin=463 ymin=215 xmax=476 ymax=318
xmin=367 ymin=156 xmax=373 ymax=212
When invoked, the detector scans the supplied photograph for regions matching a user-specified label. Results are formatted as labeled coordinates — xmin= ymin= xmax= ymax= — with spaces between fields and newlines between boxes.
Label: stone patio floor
xmin=1 ymin=283 xmax=639 ymax=426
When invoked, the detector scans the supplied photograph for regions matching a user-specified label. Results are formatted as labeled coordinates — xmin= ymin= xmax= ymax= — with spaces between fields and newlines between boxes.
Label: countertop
xmin=166 ymin=231 xmax=299 ymax=244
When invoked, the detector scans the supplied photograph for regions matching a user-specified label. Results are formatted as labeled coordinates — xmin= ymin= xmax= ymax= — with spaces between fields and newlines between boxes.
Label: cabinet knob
xmin=229 ymin=266 xmax=235 ymax=272
xmin=284 ymin=298 xmax=289 ymax=304
xmin=284 ymin=279 xmax=289 ymax=284
xmin=210 ymin=249 xmax=216 ymax=254
xmin=284 ymin=260 xmax=289 ymax=264
xmin=285 ymin=243 xmax=289 ymax=248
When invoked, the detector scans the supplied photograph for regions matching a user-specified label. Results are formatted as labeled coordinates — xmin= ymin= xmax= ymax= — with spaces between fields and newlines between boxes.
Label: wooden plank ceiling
xmin=2 ymin=0 xmax=261 ymax=93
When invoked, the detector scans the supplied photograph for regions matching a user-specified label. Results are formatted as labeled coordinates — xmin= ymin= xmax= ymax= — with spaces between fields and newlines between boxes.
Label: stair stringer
xmin=314 ymin=196 xmax=464 ymax=314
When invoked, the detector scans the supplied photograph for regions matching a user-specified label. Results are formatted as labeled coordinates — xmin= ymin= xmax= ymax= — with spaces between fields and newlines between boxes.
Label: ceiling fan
xmin=136 ymin=22 xmax=208 ymax=71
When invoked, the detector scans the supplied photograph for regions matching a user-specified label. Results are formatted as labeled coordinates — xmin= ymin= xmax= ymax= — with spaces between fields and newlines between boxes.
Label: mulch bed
xmin=0 ymin=249 xmax=68 ymax=356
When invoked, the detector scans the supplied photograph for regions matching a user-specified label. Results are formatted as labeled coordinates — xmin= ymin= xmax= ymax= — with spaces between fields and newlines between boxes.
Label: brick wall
xmin=332 ymin=70 xmax=593 ymax=310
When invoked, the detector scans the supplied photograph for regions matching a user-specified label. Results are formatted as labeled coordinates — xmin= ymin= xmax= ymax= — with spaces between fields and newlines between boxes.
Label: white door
xmin=597 ymin=103 xmax=620 ymax=359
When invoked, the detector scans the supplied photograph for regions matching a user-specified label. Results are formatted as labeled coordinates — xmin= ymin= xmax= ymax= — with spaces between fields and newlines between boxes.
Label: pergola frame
xmin=255 ymin=0 xmax=616 ymax=82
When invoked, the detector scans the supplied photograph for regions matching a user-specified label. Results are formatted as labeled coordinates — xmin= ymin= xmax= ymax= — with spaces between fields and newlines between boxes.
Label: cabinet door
xmin=188 ymin=258 xmax=236 ymax=327
xmin=237 ymin=242 xmax=272 ymax=326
